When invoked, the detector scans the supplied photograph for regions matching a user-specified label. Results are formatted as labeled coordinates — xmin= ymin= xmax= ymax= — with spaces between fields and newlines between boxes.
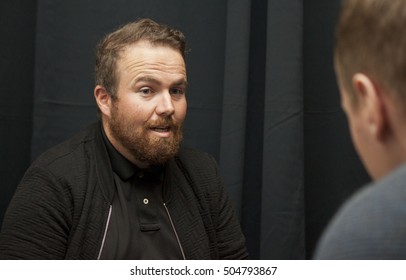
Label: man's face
xmin=106 ymin=41 xmax=187 ymax=166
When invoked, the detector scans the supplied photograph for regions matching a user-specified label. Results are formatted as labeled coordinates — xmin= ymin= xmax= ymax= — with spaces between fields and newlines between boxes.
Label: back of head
xmin=335 ymin=0 xmax=406 ymax=106
xmin=94 ymin=18 xmax=186 ymax=98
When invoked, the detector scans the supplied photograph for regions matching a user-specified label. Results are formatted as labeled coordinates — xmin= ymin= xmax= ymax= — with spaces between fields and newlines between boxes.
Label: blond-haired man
xmin=315 ymin=0 xmax=406 ymax=259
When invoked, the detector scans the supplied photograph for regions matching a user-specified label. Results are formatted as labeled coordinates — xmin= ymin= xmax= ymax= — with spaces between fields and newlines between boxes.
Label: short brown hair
xmin=94 ymin=18 xmax=186 ymax=97
xmin=335 ymin=0 xmax=406 ymax=106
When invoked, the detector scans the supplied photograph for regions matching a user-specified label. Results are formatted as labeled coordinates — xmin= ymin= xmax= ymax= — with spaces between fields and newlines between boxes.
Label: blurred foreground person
xmin=315 ymin=0 xmax=406 ymax=259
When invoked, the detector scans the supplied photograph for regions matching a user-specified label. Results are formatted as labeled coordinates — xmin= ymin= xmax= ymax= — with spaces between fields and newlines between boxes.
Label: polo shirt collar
xmin=101 ymin=125 xmax=140 ymax=181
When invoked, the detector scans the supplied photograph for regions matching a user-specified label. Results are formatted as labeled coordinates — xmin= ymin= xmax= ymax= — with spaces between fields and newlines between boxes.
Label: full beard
xmin=108 ymin=110 xmax=183 ymax=166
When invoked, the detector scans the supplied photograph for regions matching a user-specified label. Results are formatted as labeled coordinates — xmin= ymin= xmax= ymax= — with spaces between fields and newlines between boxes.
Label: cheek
xmin=350 ymin=127 xmax=363 ymax=154
xmin=123 ymin=99 xmax=151 ymax=119
xmin=116 ymin=105 xmax=148 ymax=127
xmin=175 ymin=100 xmax=187 ymax=121
xmin=349 ymin=120 xmax=370 ymax=164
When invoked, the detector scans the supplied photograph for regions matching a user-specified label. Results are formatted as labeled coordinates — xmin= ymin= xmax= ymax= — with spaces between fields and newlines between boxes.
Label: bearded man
xmin=0 ymin=19 xmax=248 ymax=260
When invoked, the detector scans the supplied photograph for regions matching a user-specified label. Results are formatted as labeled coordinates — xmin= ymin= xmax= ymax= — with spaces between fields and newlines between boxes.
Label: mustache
xmin=146 ymin=117 xmax=181 ymax=129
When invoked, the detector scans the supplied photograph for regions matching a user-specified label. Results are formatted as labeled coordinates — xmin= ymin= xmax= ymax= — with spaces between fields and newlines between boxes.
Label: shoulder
xmin=18 ymin=122 xmax=103 ymax=189
xmin=176 ymin=146 xmax=218 ymax=171
xmin=30 ymin=122 xmax=100 ymax=172
xmin=174 ymin=146 xmax=222 ymax=183
xmin=178 ymin=146 xmax=216 ymax=161
xmin=175 ymin=147 xmax=222 ymax=188
xmin=11 ymin=122 xmax=104 ymax=210
xmin=315 ymin=164 xmax=406 ymax=259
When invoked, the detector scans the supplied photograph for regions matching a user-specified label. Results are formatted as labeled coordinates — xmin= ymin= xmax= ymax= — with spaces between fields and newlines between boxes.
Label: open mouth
xmin=150 ymin=126 xmax=171 ymax=132
xmin=149 ymin=125 xmax=173 ymax=138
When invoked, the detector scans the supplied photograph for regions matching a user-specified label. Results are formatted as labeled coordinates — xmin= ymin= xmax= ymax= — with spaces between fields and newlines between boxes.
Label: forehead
xmin=118 ymin=41 xmax=186 ymax=73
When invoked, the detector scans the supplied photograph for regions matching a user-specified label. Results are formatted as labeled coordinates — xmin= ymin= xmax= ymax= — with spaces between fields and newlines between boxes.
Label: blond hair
xmin=335 ymin=0 xmax=406 ymax=105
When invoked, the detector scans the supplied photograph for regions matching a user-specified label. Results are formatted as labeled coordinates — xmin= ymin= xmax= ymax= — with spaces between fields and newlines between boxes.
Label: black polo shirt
xmin=99 ymin=127 xmax=183 ymax=259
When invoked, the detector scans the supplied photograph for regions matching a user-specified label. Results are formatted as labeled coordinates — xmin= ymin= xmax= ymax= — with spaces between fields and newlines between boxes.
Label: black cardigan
xmin=0 ymin=122 xmax=247 ymax=259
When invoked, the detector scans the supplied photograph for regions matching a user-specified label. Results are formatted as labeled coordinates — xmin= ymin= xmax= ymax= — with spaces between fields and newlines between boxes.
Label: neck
xmin=101 ymin=121 xmax=150 ymax=169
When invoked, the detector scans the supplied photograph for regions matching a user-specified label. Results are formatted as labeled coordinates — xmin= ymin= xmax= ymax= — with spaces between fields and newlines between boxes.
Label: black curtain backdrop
xmin=0 ymin=0 xmax=371 ymax=259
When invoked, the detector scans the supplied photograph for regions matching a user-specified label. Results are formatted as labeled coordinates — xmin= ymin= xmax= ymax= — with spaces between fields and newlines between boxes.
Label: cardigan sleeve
xmin=209 ymin=156 xmax=248 ymax=260
xmin=0 ymin=167 xmax=72 ymax=259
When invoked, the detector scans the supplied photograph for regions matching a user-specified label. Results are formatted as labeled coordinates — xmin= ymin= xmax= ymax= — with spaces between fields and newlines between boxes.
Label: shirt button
xmin=138 ymin=172 xmax=144 ymax=178
xmin=143 ymin=198 xmax=149 ymax=205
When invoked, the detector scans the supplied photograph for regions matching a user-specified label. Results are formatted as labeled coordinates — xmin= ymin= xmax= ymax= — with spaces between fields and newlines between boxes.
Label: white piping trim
xmin=163 ymin=203 xmax=186 ymax=260
xmin=97 ymin=205 xmax=112 ymax=260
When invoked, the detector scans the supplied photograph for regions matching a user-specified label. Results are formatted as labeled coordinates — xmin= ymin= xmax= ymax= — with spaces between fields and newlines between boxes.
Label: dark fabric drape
xmin=262 ymin=0 xmax=305 ymax=259
xmin=0 ymin=0 xmax=371 ymax=259
xmin=0 ymin=0 xmax=37 ymax=229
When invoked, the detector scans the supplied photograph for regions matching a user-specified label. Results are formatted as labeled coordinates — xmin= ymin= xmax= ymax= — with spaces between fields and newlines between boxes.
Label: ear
xmin=94 ymin=85 xmax=112 ymax=118
xmin=352 ymin=73 xmax=388 ymax=141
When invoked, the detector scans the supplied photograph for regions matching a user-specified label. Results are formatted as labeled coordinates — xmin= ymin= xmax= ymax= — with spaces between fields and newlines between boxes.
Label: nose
xmin=155 ymin=92 xmax=175 ymax=116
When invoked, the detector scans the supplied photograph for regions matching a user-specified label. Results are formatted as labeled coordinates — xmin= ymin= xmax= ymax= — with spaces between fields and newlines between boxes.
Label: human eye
xmin=169 ymin=87 xmax=185 ymax=95
xmin=138 ymin=87 xmax=153 ymax=95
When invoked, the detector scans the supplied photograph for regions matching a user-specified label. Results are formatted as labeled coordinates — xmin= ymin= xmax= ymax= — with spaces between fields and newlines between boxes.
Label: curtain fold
xmin=0 ymin=0 xmax=37 ymax=228
xmin=261 ymin=0 xmax=305 ymax=260
xmin=220 ymin=0 xmax=251 ymax=219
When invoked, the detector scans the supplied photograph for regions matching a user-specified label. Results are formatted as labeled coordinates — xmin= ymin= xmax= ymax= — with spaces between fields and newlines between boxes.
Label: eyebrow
xmin=133 ymin=76 xmax=161 ymax=85
xmin=173 ymin=79 xmax=189 ymax=88
xmin=132 ymin=76 xmax=188 ymax=88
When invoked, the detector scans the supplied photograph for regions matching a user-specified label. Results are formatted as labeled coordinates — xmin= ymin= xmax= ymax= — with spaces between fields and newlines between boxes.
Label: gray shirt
xmin=314 ymin=163 xmax=406 ymax=259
